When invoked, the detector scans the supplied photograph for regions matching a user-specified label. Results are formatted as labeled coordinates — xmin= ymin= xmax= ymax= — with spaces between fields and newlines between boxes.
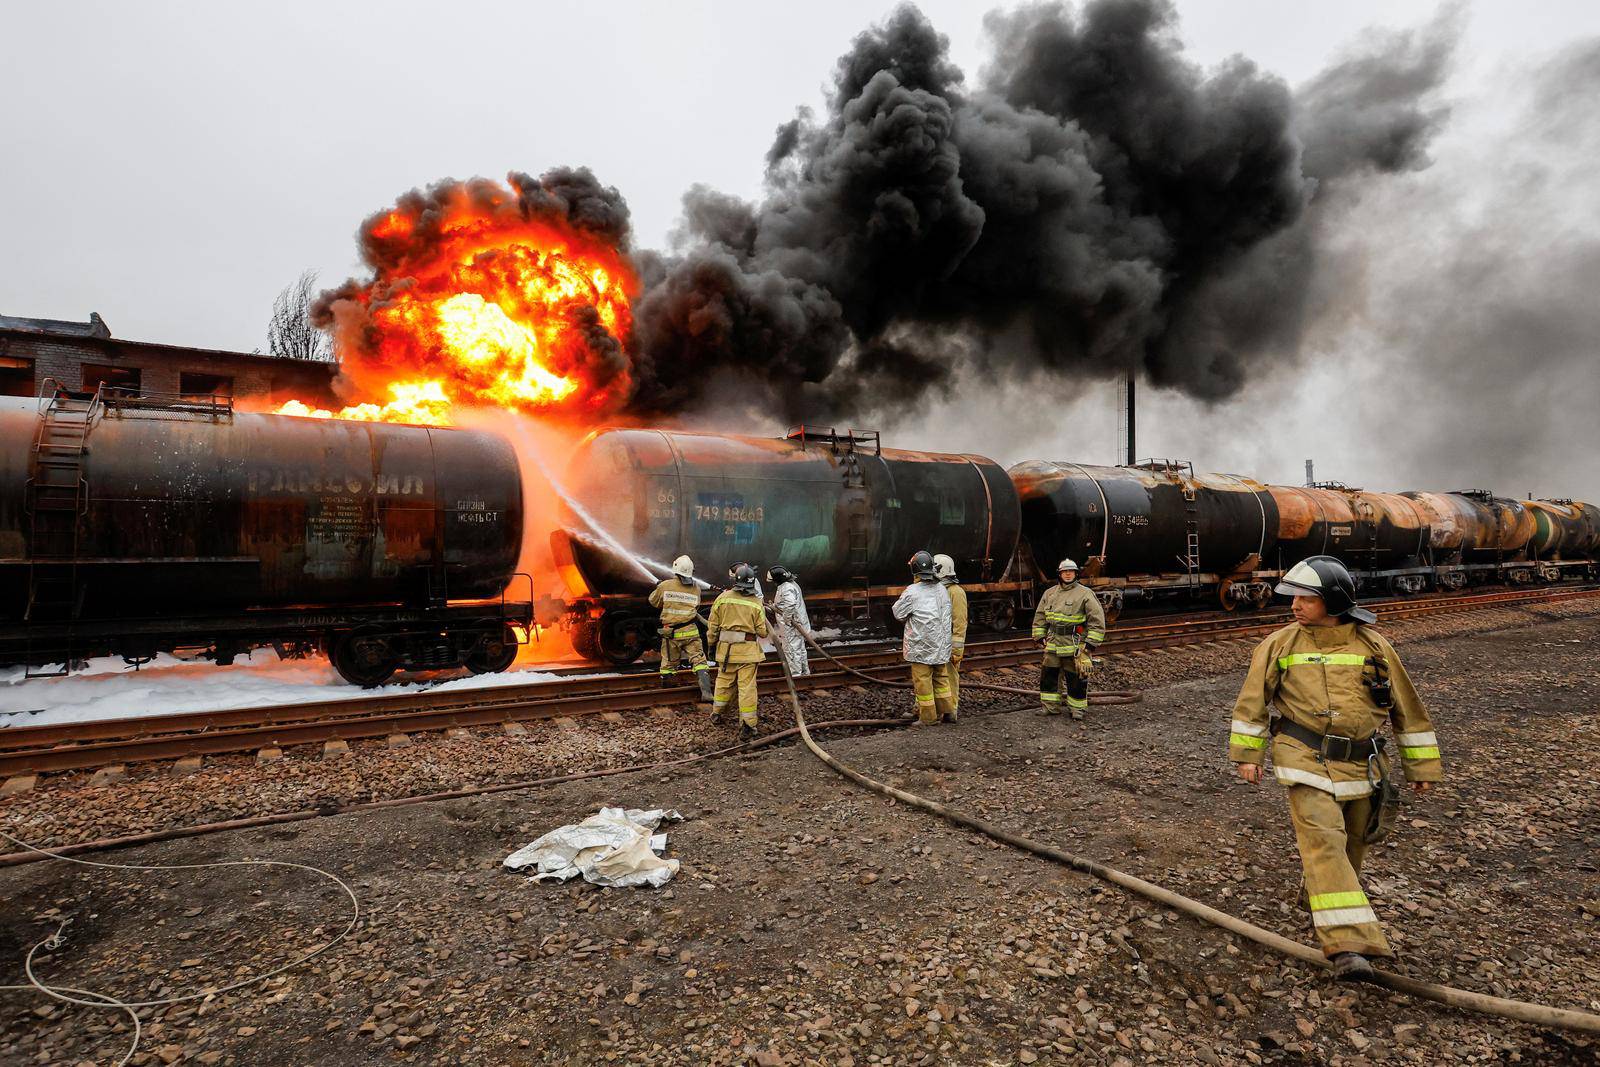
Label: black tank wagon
xmin=0 ymin=388 xmax=532 ymax=686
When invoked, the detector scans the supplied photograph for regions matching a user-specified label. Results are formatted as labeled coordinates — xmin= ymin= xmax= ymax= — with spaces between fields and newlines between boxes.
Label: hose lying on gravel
xmin=0 ymin=828 xmax=361 ymax=1066
xmin=772 ymin=632 xmax=1600 ymax=1035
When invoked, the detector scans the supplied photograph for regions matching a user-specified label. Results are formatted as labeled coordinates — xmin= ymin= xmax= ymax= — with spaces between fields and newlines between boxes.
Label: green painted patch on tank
xmin=779 ymin=535 xmax=832 ymax=568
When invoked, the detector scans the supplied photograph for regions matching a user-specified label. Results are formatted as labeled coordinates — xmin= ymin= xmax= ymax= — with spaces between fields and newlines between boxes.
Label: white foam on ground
xmin=0 ymin=652 xmax=601 ymax=730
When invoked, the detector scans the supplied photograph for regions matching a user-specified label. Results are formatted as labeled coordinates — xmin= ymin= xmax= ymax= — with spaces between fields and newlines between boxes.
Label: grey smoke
xmin=627 ymin=0 xmax=1459 ymax=421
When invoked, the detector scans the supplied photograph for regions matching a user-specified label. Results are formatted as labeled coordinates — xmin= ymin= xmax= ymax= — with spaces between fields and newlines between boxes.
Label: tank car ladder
xmin=22 ymin=387 xmax=98 ymax=675
xmin=1182 ymin=483 xmax=1201 ymax=589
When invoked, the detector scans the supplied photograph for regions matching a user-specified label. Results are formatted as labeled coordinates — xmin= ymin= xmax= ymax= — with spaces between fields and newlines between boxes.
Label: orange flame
xmin=278 ymin=178 xmax=636 ymax=426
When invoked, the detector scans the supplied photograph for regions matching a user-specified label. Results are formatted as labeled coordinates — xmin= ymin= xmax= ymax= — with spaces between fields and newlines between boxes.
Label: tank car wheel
xmin=1217 ymin=579 xmax=1241 ymax=612
xmin=465 ymin=624 xmax=519 ymax=675
xmin=987 ymin=600 xmax=1016 ymax=633
xmin=572 ymin=619 xmax=604 ymax=662
xmin=597 ymin=611 xmax=650 ymax=665
xmin=331 ymin=631 xmax=399 ymax=688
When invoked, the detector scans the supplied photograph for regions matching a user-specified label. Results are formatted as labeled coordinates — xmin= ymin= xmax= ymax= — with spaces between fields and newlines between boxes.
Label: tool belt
xmin=1270 ymin=717 xmax=1387 ymax=763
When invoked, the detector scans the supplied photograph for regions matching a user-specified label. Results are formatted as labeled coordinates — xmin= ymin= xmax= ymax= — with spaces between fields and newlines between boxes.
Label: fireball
xmin=279 ymin=173 xmax=636 ymax=426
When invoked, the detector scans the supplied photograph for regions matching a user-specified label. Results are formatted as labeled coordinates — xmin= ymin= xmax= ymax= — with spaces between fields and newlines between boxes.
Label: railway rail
xmin=0 ymin=585 xmax=1594 ymax=781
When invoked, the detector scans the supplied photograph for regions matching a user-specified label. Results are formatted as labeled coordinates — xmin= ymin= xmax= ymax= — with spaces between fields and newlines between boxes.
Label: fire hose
xmin=776 ymin=621 xmax=1600 ymax=1035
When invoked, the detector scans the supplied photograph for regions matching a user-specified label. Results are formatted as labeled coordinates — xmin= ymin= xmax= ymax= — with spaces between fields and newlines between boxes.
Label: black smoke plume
xmin=628 ymin=0 xmax=1457 ymax=421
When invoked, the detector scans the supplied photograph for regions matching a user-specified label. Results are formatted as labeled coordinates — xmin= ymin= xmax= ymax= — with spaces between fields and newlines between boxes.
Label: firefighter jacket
xmin=892 ymin=579 xmax=952 ymax=665
xmin=771 ymin=579 xmax=813 ymax=674
xmin=648 ymin=577 xmax=702 ymax=626
xmin=1031 ymin=581 xmax=1107 ymax=653
xmin=943 ymin=580 xmax=969 ymax=651
xmin=706 ymin=590 xmax=768 ymax=665
xmin=1229 ymin=621 xmax=1443 ymax=798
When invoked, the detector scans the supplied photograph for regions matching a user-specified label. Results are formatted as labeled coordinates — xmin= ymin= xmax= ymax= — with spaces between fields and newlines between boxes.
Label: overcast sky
xmin=4 ymin=1 xmax=1598 ymax=497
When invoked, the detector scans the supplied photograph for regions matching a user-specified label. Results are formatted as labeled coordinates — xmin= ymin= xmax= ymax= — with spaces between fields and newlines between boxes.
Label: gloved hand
xmin=1074 ymin=648 xmax=1094 ymax=675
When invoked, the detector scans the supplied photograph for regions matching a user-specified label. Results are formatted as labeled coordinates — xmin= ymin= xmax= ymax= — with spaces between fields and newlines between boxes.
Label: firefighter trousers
xmin=947 ymin=648 xmax=963 ymax=713
xmin=1286 ymin=784 xmax=1391 ymax=958
xmin=712 ymin=663 xmax=759 ymax=727
xmin=659 ymin=628 xmax=709 ymax=677
xmin=909 ymin=662 xmax=955 ymax=724
xmin=1039 ymin=651 xmax=1089 ymax=715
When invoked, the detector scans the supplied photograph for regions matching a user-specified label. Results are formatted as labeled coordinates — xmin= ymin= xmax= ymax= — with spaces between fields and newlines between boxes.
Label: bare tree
xmin=267 ymin=270 xmax=335 ymax=362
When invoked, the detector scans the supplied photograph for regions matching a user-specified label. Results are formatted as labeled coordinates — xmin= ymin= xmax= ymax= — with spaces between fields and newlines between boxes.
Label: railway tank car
xmin=1265 ymin=486 xmax=1432 ymax=592
xmin=1009 ymin=460 xmax=1279 ymax=614
xmin=552 ymin=426 xmax=1022 ymax=662
xmin=0 ymin=389 xmax=531 ymax=685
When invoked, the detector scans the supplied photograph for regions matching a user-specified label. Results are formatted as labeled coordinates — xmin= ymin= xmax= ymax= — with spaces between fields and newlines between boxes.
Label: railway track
xmin=1 ymin=585 xmax=1594 ymax=781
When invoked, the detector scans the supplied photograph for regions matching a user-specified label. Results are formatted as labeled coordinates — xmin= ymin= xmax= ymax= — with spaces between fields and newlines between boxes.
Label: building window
xmin=0 ymin=355 xmax=35 ymax=398
xmin=179 ymin=371 xmax=234 ymax=402
xmin=82 ymin=363 xmax=141 ymax=395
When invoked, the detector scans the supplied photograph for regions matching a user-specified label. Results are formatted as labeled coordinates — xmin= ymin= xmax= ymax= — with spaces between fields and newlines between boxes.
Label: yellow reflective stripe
xmin=1031 ymin=628 xmax=1046 ymax=637
xmin=1402 ymin=746 xmax=1441 ymax=760
xmin=1397 ymin=731 xmax=1437 ymax=747
xmin=692 ymin=663 xmax=711 ymax=672
xmin=1085 ymin=630 xmax=1105 ymax=643
xmin=1277 ymin=652 xmax=1368 ymax=669
xmin=674 ymin=626 xmax=700 ymax=638
xmin=1065 ymin=695 xmax=1088 ymax=709
xmin=1309 ymin=890 xmax=1369 ymax=911
xmin=1039 ymin=693 xmax=1061 ymax=702
xmin=1230 ymin=733 xmax=1267 ymax=749
xmin=932 ymin=686 xmax=951 ymax=697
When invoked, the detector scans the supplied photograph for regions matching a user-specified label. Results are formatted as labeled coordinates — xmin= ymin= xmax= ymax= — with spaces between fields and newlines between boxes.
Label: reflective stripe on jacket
xmin=706 ymin=591 xmax=768 ymax=665
xmin=1229 ymin=621 xmax=1443 ymax=796
xmin=648 ymin=578 xmax=702 ymax=625
xmin=1031 ymin=582 xmax=1107 ymax=651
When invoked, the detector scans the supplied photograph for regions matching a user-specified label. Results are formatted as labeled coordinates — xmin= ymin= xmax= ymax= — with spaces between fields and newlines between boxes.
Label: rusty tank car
xmin=1009 ymin=460 xmax=1279 ymax=613
xmin=552 ymin=426 xmax=1023 ymax=662
xmin=0 ymin=389 xmax=531 ymax=685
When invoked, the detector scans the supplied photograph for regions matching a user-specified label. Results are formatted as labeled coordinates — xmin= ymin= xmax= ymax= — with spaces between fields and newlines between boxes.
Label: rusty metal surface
xmin=1268 ymin=486 xmax=1430 ymax=569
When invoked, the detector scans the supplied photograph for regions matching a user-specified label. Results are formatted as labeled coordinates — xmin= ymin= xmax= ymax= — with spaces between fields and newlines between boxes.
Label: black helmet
xmin=766 ymin=565 xmax=793 ymax=585
xmin=732 ymin=564 xmax=758 ymax=593
xmin=908 ymin=550 xmax=937 ymax=580
xmin=1275 ymin=555 xmax=1375 ymax=624
xmin=728 ymin=562 xmax=747 ymax=579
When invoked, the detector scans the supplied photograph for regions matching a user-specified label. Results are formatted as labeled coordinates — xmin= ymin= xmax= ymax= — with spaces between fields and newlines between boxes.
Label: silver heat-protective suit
xmin=771 ymin=579 xmax=813 ymax=676
xmin=891 ymin=580 xmax=953 ymax=665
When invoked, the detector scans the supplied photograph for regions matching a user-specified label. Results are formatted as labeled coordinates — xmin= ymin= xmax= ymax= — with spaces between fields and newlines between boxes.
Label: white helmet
xmin=1057 ymin=558 xmax=1079 ymax=573
xmin=671 ymin=555 xmax=694 ymax=578
xmin=931 ymin=553 xmax=957 ymax=581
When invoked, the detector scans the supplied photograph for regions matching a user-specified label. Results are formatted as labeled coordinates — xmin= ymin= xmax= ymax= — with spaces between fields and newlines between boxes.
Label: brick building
xmin=0 ymin=312 xmax=338 ymax=405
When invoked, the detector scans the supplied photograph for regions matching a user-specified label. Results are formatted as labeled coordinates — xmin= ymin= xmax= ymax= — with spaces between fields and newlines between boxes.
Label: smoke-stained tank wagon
xmin=0 ymin=390 xmax=532 ymax=685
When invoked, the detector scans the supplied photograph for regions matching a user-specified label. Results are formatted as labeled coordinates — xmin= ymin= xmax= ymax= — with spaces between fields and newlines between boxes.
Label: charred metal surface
xmin=0 ymin=395 xmax=522 ymax=622
xmin=556 ymin=427 xmax=1020 ymax=597
xmin=1010 ymin=461 xmax=1278 ymax=580
xmin=1404 ymin=491 xmax=1536 ymax=561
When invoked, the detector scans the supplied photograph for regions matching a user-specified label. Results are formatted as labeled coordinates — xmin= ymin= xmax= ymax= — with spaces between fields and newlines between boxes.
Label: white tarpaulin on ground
xmin=503 ymin=807 xmax=683 ymax=888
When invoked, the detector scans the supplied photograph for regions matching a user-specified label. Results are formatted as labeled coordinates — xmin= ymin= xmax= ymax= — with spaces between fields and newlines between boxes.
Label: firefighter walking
xmin=892 ymin=551 xmax=955 ymax=725
xmin=1229 ymin=555 xmax=1442 ymax=980
xmin=1032 ymin=558 xmax=1107 ymax=719
xmin=707 ymin=563 xmax=769 ymax=739
xmin=648 ymin=555 xmax=713 ymax=702
xmin=933 ymin=553 xmax=966 ymax=720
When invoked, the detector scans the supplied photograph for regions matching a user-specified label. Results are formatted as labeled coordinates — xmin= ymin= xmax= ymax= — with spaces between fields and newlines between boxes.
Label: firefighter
xmin=647 ymin=555 xmax=713 ymax=702
xmin=728 ymin=561 xmax=763 ymax=599
xmin=1031 ymin=558 xmax=1106 ymax=719
xmin=707 ymin=563 xmax=769 ymax=739
xmin=767 ymin=565 xmax=814 ymax=677
xmin=1229 ymin=555 xmax=1442 ymax=981
xmin=891 ymin=551 xmax=955 ymax=726
xmin=932 ymin=553 xmax=966 ymax=721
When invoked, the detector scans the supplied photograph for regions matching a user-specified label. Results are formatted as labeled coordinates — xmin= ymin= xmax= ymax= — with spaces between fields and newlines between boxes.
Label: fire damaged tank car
xmin=0 ymin=388 xmax=532 ymax=686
